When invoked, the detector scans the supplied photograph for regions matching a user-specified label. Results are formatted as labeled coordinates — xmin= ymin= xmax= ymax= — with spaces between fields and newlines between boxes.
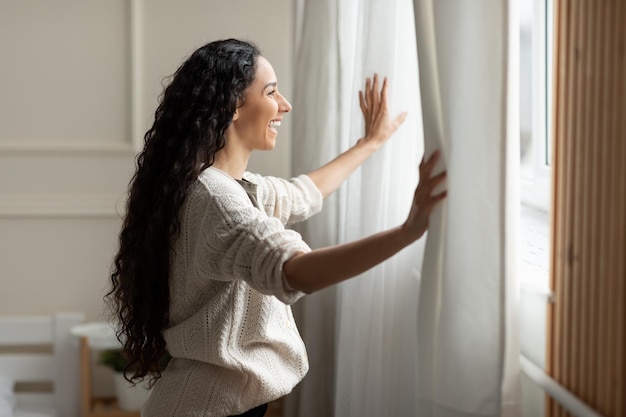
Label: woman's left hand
xmin=306 ymin=74 xmax=407 ymax=198
xmin=358 ymin=74 xmax=407 ymax=149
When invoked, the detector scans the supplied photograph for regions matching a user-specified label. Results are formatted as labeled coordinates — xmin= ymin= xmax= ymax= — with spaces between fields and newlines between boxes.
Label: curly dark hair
xmin=107 ymin=39 xmax=260 ymax=383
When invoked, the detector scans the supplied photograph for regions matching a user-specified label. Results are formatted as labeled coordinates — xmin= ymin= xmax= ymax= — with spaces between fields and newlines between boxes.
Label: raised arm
xmin=284 ymin=151 xmax=447 ymax=294
xmin=306 ymin=74 xmax=408 ymax=198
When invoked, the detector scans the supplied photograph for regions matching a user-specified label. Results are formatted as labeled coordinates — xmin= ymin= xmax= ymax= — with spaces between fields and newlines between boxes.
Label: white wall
xmin=0 ymin=0 xmax=294 ymax=322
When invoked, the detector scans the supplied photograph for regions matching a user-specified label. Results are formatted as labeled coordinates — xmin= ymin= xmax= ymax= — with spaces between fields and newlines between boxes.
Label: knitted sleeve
xmin=192 ymin=176 xmax=309 ymax=304
xmin=243 ymin=173 xmax=323 ymax=226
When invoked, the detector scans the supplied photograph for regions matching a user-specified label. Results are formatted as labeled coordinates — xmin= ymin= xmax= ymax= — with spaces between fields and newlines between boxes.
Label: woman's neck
xmin=212 ymin=148 xmax=250 ymax=180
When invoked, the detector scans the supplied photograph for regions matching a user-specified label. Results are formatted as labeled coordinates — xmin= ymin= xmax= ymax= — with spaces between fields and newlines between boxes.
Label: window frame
xmin=521 ymin=0 xmax=553 ymax=214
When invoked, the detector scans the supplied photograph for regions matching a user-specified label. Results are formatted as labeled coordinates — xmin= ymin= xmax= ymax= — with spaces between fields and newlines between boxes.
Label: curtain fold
xmin=413 ymin=1 xmax=521 ymax=416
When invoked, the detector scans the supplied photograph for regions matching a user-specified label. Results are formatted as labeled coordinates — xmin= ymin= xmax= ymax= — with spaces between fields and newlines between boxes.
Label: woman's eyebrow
xmin=263 ymin=81 xmax=277 ymax=90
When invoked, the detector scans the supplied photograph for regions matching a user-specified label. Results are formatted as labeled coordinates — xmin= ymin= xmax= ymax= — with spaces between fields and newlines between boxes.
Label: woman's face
xmin=230 ymin=56 xmax=292 ymax=151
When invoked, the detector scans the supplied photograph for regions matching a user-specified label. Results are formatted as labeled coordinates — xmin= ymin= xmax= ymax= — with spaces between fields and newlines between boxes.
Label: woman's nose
xmin=279 ymin=93 xmax=292 ymax=113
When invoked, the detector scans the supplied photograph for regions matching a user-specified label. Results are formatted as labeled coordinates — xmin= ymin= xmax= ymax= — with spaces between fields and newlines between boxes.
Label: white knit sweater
xmin=142 ymin=167 xmax=323 ymax=417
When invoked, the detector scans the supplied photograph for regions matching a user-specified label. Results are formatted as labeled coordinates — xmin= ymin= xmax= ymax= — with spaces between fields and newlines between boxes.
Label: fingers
xmin=380 ymin=76 xmax=388 ymax=109
xmin=430 ymin=170 xmax=447 ymax=188
xmin=372 ymin=74 xmax=379 ymax=105
xmin=432 ymin=190 xmax=448 ymax=203
xmin=419 ymin=150 xmax=442 ymax=175
xmin=403 ymin=149 xmax=446 ymax=237
xmin=365 ymin=77 xmax=372 ymax=109
xmin=368 ymin=75 xmax=379 ymax=114
xmin=359 ymin=90 xmax=366 ymax=114
xmin=359 ymin=73 xmax=408 ymax=143
xmin=417 ymin=150 xmax=447 ymax=205
xmin=414 ymin=181 xmax=447 ymax=210
xmin=360 ymin=73 xmax=392 ymax=108
xmin=362 ymin=74 xmax=383 ymax=109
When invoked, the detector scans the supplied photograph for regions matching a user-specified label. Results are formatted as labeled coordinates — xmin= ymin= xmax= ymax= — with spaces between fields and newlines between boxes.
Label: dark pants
xmin=229 ymin=403 xmax=268 ymax=417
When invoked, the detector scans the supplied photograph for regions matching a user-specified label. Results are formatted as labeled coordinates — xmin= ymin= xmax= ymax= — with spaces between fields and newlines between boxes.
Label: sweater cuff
xmin=269 ymin=239 xmax=308 ymax=305
xmin=296 ymin=174 xmax=323 ymax=216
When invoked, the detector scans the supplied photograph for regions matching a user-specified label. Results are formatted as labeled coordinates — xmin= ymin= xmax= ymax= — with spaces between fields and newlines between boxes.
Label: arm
xmin=307 ymin=74 xmax=408 ymax=198
xmin=284 ymin=151 xmax=447 ymax=293
xmin=284 ymin=226 xmax=414 ymax=293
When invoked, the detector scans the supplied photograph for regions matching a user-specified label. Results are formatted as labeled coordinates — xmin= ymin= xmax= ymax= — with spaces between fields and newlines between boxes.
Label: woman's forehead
xmin=254 ymin=56 xmax=277 ymax=84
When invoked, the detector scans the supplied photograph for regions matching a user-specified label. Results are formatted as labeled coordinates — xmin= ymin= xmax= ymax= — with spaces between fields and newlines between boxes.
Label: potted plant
xmin=99 ymin=349 xmax=170 ymax=410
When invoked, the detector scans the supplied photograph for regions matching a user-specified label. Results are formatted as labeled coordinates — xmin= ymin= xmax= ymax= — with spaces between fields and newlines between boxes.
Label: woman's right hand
xmin=402 ymin=150 xmax=448 ymax=240
xmin=358 ymin=74 xmax=407 ymax=150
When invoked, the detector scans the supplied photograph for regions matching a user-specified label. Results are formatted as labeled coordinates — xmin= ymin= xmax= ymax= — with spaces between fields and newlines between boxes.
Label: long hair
xmin=107 ymin=39 xmax=260 ymax=383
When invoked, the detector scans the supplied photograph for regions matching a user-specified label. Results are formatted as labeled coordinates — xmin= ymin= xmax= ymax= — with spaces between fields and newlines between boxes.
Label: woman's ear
xmin=232 ymin=108 xmax=239 ymax=122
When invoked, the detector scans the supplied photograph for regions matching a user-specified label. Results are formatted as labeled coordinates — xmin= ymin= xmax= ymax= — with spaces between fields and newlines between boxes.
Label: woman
xmin=108 ymin=38 xmax=446 ymax=417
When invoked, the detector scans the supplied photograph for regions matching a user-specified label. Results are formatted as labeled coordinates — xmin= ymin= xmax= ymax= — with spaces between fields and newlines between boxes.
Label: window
xmin=519 ymin=0 xmax=553 ymax=292
xmin=518 ymin=2 xmax=554 ymax=415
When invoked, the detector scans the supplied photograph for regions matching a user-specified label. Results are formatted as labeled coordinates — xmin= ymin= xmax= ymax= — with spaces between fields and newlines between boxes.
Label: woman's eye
xmin=268 ymin=90 xmax=276 ymax=96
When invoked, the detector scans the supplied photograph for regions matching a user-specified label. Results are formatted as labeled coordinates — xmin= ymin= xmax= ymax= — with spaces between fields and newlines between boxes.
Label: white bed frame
xmin=0 ymin=313 xmax=84 ymax=417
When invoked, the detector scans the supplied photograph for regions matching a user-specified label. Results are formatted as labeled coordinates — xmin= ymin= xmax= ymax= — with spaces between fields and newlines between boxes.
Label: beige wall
xmin=0 ymin=0 xmax=294 ymax=322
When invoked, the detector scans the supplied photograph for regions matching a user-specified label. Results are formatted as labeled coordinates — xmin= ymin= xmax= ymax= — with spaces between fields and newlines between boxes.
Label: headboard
xmin=0 ymin=313 xmax=84 ymax=417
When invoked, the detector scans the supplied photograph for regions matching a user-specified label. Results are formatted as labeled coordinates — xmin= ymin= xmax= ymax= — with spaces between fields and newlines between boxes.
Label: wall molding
xmin=0 ymin=0 xmax=144 ymax=155
xmin=0 ymin=194 xmax=126 ymax=218
xmin=131 ymin=0 xmax=144 ymax=152
xmin=0 ymin=141 xmax=136 ymax=155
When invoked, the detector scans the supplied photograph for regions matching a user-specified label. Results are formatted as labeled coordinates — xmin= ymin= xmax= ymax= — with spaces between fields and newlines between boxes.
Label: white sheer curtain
xmin=413 ymin=0 xmax=521 ymax=416
xmin=287 ymin=0 xmax=522 ymax=416
xmin=332 ymin=0 xmax=423 ymax=415
xmin=288 ymin=0 xmax=422 ymax=416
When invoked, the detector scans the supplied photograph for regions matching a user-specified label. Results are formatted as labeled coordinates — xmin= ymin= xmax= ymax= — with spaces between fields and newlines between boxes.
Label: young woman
xmin=108 ymin=38 xmax=446 ymax=417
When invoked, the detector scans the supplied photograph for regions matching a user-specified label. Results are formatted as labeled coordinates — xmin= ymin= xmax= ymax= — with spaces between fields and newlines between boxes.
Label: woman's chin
xmin=263 ymin=136 xmax=277 ymax=150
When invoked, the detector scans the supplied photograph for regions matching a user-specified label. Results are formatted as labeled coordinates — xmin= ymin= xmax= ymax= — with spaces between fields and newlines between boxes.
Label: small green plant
xmin=98 ymin=349 xmax=173 ymax=373
xmin=99 ymin=349 xmax=127 ymax=373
